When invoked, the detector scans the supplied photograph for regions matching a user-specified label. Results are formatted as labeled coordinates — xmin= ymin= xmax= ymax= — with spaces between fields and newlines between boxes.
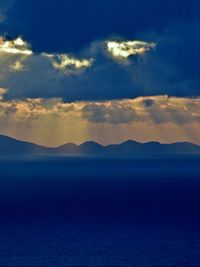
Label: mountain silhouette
xmin=0 ymin=135 xmax=48 ymax=155
xmin=0 ymin=135 xmax=200 ymax=156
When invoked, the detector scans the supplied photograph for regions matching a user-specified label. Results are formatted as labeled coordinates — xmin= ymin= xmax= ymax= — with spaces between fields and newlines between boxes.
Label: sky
xmin=0 ymin=0 xmax=200 ymax=146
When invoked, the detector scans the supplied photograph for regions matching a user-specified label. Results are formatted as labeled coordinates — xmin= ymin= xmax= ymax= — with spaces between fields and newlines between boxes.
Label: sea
xmin=0 ymin=156 xmax=200 ymax=266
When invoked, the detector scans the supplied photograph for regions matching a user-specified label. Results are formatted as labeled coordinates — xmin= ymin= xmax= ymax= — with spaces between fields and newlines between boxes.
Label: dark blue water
xmin=0 ymin=156 xmax=200 ymax=266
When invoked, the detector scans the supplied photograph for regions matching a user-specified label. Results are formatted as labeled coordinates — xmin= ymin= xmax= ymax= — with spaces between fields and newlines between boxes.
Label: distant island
xmin=0 ymin=135 xmax=200 ymax=157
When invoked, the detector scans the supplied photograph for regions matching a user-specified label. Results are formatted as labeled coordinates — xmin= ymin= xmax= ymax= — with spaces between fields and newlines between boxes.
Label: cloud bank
xmin=0 ymin=88 xmax=200 ymax=146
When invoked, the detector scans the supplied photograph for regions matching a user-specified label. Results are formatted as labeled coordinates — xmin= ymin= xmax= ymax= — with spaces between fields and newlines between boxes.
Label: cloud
xmin=0 ymin=37 xmax=33 ymax=55
xmin=81 ymin=96 xmax=200 ymax=125
xmin=0 ymin=36 xmax=156 ymax=100
xmin=0 ymin=91 xmax=199 ymax=126
xmin=0 ymin=36 xmax=93 ymax=79
xmin=106 ymin=40 xmax=156 ymax=60
xmin=81 ymin=102 xmax=137 ymax=124
xmin=142 ymin=98 xmax=155 ymax=107
xmin=0 ymin=87 xmax=7 ymax=99
xmin=9 ymin=60 xmax=25 ymax=71
xmin=0 ymin=91 xmax=199 ymax=145
xmin=42 ymin=53 xmax=93 ymax=74
xmin=0 ymin=24 xmax=200 ymax=102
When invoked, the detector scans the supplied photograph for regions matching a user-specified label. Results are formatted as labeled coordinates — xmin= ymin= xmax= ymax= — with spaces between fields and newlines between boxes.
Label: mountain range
xmin=0 ymin=135 xmax=200 ymax=157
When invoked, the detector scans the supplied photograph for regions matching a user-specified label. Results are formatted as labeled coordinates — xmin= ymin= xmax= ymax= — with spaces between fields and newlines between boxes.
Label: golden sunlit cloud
xmin=0 ymin=87 xmax=7 ymax=100
xmin=0 ymin=37 xmax=33 ymax=55
xmin=0 ymin=93 xmax=200 ymax=125
xmin=106 ymin=40 xmax=156 ymax=59
xmin=43 ymin=53 xmax=93 ymax=73
xmin=9 ymin=60 xmax=25 ymax=71
xmin=0 ymin=36 xmax=93 ymax=76
xmin=0 ymin=91 xmax=200 ymax=146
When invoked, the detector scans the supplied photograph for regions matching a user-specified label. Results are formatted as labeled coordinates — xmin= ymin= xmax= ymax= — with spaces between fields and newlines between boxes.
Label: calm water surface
xmin=0 ymin=156 xmax=199 ymax=266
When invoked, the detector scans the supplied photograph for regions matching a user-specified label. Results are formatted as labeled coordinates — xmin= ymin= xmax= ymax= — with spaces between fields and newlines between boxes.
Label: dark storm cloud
xmin=81 ymin=102 xmax=137 ymax=124
xmin=142 ymin=99 xmax=155 ymax=108
xmin=0 ymin=37 xmax=155 ymax=101
xmin=1 ymin=0 xmax=200 ymax=53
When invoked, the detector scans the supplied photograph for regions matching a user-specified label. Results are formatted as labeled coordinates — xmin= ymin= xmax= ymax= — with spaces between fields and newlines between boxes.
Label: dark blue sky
xmin=2 ymin=0 xmax=200 ymax=52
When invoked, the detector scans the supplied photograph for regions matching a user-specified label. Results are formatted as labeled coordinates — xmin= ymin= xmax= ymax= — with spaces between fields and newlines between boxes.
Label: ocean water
xmin=0 ymin=156 xmax=200 ymax=266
